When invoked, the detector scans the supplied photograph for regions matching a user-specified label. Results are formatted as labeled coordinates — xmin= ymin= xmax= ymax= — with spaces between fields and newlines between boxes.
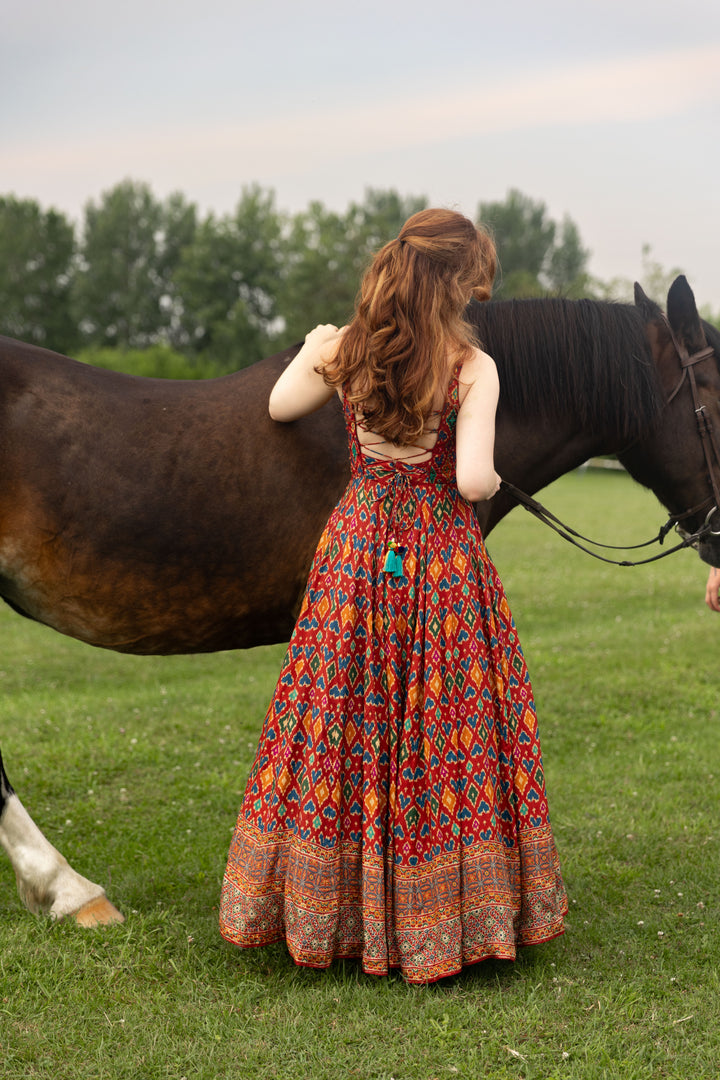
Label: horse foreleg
xmin=0 ymin=751 xmax=124 ymax=925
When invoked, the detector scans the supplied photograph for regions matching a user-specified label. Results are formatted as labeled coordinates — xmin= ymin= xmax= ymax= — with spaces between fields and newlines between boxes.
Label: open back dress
xmin=220 ymin=368 xmax=567 ymax=983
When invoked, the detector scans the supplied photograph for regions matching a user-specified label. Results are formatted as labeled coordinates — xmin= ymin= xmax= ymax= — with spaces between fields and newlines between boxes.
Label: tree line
xmin=0 ymin=180 xmax=702 ymax=378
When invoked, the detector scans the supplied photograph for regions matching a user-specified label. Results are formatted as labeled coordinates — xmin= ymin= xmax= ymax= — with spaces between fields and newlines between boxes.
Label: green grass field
xmin=1 ymin=470 xmax=718 ymax=1079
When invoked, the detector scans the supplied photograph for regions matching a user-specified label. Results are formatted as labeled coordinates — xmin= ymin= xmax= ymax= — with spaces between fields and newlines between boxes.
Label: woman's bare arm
xmin=455 ymin=350 xmax=502 ymax=503
xmin=268 ymin=324 xmax=344 ymax=421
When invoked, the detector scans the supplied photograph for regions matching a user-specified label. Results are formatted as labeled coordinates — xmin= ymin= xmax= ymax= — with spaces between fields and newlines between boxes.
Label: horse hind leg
xmin=0 ymin=750 xmax=124 ymax=926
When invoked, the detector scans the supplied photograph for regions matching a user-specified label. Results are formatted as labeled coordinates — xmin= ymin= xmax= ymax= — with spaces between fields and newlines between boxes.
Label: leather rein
xmin=500 ymin=322 xmax=720 ymax=567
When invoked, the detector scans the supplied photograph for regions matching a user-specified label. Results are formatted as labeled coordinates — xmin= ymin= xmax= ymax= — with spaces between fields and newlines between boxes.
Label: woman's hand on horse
xmin=305 ymin=324 xmax=347 ymax=349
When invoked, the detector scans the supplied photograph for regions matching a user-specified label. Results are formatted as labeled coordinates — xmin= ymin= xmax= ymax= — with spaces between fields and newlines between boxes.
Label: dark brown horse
xmin=1 ymin=275 xmax=719 ymax=924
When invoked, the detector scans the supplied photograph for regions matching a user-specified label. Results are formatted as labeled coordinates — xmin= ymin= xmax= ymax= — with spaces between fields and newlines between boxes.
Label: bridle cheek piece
xmin=663 ymin=319 xmax=720 ymax=546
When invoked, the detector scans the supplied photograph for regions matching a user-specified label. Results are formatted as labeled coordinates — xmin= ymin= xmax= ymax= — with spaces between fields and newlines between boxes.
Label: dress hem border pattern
xmin=219 ymin=818 xmax=567 ymax=985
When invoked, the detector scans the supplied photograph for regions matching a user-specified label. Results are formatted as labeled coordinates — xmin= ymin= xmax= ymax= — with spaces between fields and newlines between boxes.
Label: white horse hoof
xmin=72 ymin=895 xmax=125 ymax=926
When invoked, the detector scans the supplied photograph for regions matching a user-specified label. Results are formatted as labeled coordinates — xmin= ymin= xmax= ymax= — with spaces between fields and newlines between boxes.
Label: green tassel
xmin=382 ymin=541 xmax=404 ymax=577
xmin=382 ymin=542 xmax=398 ymax=574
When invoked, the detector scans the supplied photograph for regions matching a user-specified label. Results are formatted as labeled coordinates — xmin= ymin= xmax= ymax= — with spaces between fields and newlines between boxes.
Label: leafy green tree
xmin=173 ymin=185 xmax=283 ymax=369
xmin=0 ymin=196 xmax=78 ymax=352
xmin=77 ymin=344 xmax=224 ymax=380
xmin=546 ymin=217 xmax=589 ymax=295
xmin=73 ymin=179 xmax=196 ymax=348
xmin=280 ymin=201 xmax=358 ymax=344
xmin=350 ymin=189 xmax=429 ymax=264
xmin=478 ymin=189 xmax=590 ymax=298
xmin=637 ymin=244 xmax=685 ymax=305
xmin=590 ymin=245 xmax=689 ymax=307
xmin=154 ymin=191 xmax=198 ymax=350
xmin=279 ymin=189 xmax=427 ymax=344
xmin=700 ymin=304 xmax=720 ymax=332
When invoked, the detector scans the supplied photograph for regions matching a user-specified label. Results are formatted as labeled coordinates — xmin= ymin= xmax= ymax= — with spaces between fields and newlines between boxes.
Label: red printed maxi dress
xmin=220 ymin=372 xmax=567 ymax=983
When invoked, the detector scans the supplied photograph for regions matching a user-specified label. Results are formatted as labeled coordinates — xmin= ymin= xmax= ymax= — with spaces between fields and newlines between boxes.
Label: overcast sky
xmin=3 ymin=0 xmax=720 ymax=307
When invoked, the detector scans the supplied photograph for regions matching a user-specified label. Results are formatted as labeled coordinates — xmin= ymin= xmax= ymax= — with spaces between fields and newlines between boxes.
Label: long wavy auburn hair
xmin=321 ymin=208 xmax=497 ymax=445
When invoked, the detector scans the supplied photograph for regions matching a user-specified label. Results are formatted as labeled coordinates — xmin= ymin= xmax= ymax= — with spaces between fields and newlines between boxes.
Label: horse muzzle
xmin=676 ymin=504 xmax=720 ymax=564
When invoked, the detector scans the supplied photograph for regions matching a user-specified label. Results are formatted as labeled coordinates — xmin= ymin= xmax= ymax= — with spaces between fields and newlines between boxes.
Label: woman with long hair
xmin=220 ymin=208 xmax=567 ymax=983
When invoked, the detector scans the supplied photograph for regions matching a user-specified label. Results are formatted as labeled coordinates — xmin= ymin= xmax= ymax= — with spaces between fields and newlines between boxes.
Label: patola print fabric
xmin=220 ymin=372 xmax=567 ymax=982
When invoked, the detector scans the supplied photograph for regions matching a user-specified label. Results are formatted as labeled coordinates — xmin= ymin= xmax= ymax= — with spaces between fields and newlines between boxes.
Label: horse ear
xmin=666 ymin=275 xmax=706 ymax=352
xmin=633 ymin=282 xmax=661 ymax=318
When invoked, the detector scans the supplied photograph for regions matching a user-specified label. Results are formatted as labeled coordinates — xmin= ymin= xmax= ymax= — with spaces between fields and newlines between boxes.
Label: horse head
xmin=625 ymin=276 xmax=720 ymax=566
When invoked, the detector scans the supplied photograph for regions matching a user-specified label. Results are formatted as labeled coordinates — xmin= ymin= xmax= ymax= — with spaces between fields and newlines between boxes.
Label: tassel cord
xmin=380 ymin=470 xmax=416 ymax=579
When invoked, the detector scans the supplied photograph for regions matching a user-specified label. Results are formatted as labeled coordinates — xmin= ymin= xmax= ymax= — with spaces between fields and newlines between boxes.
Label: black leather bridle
xmin=661 ymin=318 xmax=720 ymax=544
xmin=500 ymin=323 xmax=720 ymax=567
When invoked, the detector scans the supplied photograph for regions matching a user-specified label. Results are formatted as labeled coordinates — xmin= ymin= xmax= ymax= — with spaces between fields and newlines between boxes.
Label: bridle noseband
xmin=501 ymin=320 xmax=720 ymax=566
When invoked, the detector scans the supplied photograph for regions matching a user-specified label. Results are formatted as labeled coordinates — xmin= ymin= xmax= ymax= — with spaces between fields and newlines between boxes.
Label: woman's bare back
xmin=345 ymin=354 xmax=475 ymax=465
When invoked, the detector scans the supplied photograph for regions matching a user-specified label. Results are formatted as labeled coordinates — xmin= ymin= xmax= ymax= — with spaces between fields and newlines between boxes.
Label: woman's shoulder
xmin=456 ymin=348 xmax=498 ymax=402
xmin=458 ymin=346 xmax=496 ymax=378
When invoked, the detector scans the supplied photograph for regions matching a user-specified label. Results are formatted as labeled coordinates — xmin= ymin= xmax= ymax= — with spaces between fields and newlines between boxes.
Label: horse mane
xmin=468 ymin=297 xmax=665 ymax=440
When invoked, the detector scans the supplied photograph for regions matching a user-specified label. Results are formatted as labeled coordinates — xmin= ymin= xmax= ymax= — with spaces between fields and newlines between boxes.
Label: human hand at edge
xmin=705 ymin=567 xmax=720 ymax=611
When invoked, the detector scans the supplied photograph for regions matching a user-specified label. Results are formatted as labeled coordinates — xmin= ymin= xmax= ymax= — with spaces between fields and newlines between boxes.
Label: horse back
xmin=0 ymin=337 xmax=349 ymax=652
